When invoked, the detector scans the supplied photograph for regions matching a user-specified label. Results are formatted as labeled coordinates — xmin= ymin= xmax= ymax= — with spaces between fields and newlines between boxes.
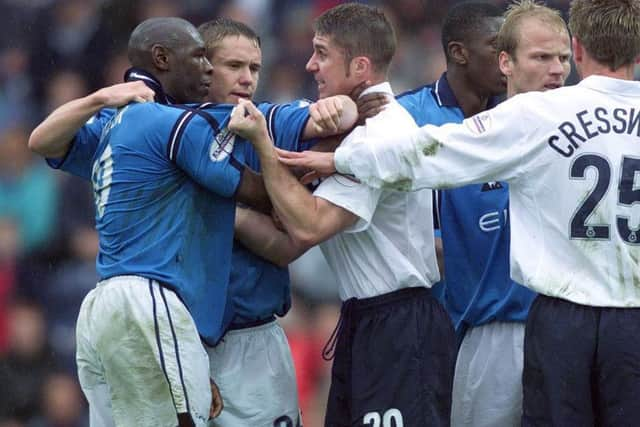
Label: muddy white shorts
xmin=207 ymin=320 xmax=301 ymax=427
xmin=76 ymin=275 xmax=211 ymax=427
xmin=451 ymin=321 xmax=525 ymax=427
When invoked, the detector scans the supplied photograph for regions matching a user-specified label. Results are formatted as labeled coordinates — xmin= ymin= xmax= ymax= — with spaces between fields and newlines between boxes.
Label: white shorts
xmin=207 ymin=320 xmax=300 ymax=427
xmin=451 ymin=321 xmax=525 ymax=427
xmin=76 ymin=276 xmax=211 ymax=427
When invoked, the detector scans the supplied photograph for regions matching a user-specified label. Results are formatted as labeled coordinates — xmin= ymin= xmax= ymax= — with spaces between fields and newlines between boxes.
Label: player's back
xmin=91 ymin=101 xmax=241 ymax=343
xmin=505 ymin=76 xmax=640 ymax=307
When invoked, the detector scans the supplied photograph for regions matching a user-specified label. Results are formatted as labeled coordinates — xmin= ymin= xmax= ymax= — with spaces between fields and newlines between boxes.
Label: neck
xmin=447 ymin=67 xmax=493 ymax=118
xmin=579 ymin=59 xmax=635 ymax=81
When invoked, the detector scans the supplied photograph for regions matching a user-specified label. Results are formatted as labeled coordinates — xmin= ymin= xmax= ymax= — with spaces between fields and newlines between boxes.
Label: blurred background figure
xmin=27 ymin=372 xmax=88 ymax=427
xmin=0 ymin=300 xmax=58 ymax=424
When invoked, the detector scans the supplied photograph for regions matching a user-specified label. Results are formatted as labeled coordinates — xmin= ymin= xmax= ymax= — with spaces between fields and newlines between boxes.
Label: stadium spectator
xmin=0 ymin=300 xmax=57 ymax=424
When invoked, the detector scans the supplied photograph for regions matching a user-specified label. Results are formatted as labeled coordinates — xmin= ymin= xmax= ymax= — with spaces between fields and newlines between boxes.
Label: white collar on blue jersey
xmin=359 ymin=81 xmax=393 ymax=98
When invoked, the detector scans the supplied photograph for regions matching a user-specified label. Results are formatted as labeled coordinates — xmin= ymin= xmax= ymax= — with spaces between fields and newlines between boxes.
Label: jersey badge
xmin=466 ymin=111 xmax=492 ymax=135
xmin=209 ymin=128 xmax=235 ymax=161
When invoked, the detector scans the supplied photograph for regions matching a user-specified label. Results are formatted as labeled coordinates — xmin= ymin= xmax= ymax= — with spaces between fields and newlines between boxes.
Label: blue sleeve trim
xmin=265 ymin=104 xmax=279 ymax=142
xmin=433 ymin=190 xmax=442 ymax=230
xmin=167 ymin=110 xmax=195 ymax=162
xmin=167 ymin=104 xmax=221 ymax=163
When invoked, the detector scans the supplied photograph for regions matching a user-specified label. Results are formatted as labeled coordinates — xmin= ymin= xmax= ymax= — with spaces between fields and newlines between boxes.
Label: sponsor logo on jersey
xmin=466 ymin=111 xmax=492 ymax=135
xmin=481 ymin=181 xmax=504 ymax=192
xmin=209 ymin=128 xmax=235 ymax=161
xmin=479 ymin=208 xmax=508 ymax=232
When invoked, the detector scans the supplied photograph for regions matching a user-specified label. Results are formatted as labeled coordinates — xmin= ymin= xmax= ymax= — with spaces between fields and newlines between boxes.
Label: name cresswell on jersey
xmin=209 ymin=128 xmax=236 ymax=161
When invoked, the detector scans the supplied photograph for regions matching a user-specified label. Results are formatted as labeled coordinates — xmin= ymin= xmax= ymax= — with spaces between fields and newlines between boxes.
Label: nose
xmin=305 ymin=55 xmax=317 ymax=73
xmin=203 ymin=57 xmax=213 ymax=74
xmin=238 ymin=67 xmax=254 ymax=86
xmin=549 ymin=56 xmax=564 ymax=75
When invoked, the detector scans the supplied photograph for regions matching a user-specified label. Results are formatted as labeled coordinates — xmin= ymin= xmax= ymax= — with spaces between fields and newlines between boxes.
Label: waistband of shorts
xmin=227 ymin=315 xmax=276 ymax=331
xmin=348 ymin=286 xmax=430 ymax=313
xmin=97 ymin=275 xmax=153 ymax=287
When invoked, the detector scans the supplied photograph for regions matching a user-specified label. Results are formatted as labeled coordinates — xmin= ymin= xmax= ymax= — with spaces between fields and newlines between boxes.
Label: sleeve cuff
xmin=334 ymin=146 xmax=352 ymax=174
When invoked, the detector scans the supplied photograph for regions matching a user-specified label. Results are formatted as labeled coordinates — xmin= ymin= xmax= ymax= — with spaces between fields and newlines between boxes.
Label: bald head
xmin=126 ymin=17 xmax=212 ymax=104
xmin=128 ymin=17 xmax=202 ymax=69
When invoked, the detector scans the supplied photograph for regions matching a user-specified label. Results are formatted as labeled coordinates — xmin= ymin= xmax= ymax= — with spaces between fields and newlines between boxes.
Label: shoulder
xmin=396 ymin=83 xmax=435 ymax=102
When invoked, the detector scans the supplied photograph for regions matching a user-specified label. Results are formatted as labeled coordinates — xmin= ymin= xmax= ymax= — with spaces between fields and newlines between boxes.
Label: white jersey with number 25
xmin=335 ymin=75 xmax=640 ymax=307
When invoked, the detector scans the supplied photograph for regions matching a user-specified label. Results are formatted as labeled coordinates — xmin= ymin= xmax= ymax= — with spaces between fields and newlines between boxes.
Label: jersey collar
xmin=124 ymin=67 xmax=176 ymax=105
xmin=360 ymin=81 xmax=394 ymax=97
xmin=578 ymin=74 xmax=640 ymax=96
xmin=434 ymin=72 xmax=502 ymax=110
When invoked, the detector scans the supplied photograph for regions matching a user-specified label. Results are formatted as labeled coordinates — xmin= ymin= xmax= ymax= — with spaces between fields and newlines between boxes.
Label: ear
xmin=448 ymin=41 xmax=468 ymax=66
xmin=498 ymin=51 xmax=513 ymax=77
xmin=151 ymin=44 xmax=170 ymax=71
xmin=350 ymin=56 xmax=371 ymax=78
xmin=572 ymin=36 xmax=583 ymax=64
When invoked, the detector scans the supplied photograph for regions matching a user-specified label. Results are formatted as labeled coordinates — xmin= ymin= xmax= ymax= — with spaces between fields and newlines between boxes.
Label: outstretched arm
xmin=229 ymin=99 xmax=358 ymax=247
xmin=29 ymin=81 xmax=155 ymax=158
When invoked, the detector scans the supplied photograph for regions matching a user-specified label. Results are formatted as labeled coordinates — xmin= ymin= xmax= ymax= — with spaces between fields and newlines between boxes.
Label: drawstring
xmin=322 ymin=298 xmax=356 ymax=361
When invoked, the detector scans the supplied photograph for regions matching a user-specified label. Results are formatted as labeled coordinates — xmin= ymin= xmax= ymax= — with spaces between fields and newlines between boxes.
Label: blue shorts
xmin=324 ymin=287 xmax=455 ymax=427
xmin=523 ymin=294 xmax=640 ymax=426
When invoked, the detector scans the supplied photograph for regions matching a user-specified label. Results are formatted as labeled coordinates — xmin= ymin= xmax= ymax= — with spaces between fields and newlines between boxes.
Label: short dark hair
xmin=569 ymin=0 xmax=640 ymax=71
xmin=314 ymin=2 xmax=396 ymax=74
xmin=128 ymin=17 xmax=199 ymax=68
xmin=441 ymin=2 xmax=504 ymax=62
xmin=198 ymin=17 xmax=261 ymax=59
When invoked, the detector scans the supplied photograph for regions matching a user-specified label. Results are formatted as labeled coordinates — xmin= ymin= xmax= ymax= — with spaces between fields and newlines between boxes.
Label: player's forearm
xmin=334 ymin=125 xmax=441 ymax=190
xmin=234 ymin=206 xmax=306 ymax=267
xmin=257 ymin=144 xmax=326 ymax=248
xmin=29 ymin=91 xmax=107 ymax=158
xmin=235 ymin=168 xmax=272 ymax=214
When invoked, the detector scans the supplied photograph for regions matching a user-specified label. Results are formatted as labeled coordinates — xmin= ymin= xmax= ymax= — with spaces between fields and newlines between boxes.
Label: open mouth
xmin=544 ymin=83 xmax=561 ymax=89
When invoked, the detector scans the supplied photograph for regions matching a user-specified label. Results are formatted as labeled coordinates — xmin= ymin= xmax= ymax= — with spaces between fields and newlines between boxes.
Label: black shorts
xmin=324 ymin=287 xmax=456 ymax=427
xmin=523 ymin=294 xmax=640 ymax=426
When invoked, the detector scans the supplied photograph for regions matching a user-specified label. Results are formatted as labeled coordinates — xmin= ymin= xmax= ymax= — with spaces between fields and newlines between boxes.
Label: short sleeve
xmin=314 ymin=173 xmax=382 ymax=233
xmin=243 ymin=101 xmax=313 ymax=171
xmin=46 ymin=108 xmax=116 ymax=179
xmin=171 ymin=110 xmax=244 ymax=197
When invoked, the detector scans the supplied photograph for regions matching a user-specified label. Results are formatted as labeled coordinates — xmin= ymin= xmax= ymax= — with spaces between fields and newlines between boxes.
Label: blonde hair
xmin=497 ymin=0 xmax=568 ymax=58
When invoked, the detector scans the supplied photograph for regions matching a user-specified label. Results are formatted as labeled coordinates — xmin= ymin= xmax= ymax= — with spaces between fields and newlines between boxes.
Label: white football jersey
xmin=335 ymin=76 xmax=640 ymax=307
xmin=315 ymin=82 xmax=439 ymax=300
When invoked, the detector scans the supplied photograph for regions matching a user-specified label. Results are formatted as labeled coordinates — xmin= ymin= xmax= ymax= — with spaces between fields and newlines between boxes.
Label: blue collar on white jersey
xmin=124 ymin=67 xmax=175 ymax=105
xmin=434 ymin=72 xmax=502 ymax=110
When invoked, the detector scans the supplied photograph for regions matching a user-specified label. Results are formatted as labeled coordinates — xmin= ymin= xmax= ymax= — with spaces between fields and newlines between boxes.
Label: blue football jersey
xmin=397 ymin=73 xmax=535 ymax=332
xmin=47 ymin=98 xmax=294 ymax=345
xmin=229 ymin=100 xmax=312 ymax=325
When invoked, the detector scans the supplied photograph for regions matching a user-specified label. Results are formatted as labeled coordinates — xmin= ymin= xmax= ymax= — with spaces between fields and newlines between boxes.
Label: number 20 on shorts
xmin=364 ymin=408 xmax=403 ymax=427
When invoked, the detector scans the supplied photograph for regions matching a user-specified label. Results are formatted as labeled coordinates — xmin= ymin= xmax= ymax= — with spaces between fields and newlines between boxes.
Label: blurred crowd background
xmin=0 ymin=0 xmax=622 ymax=426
